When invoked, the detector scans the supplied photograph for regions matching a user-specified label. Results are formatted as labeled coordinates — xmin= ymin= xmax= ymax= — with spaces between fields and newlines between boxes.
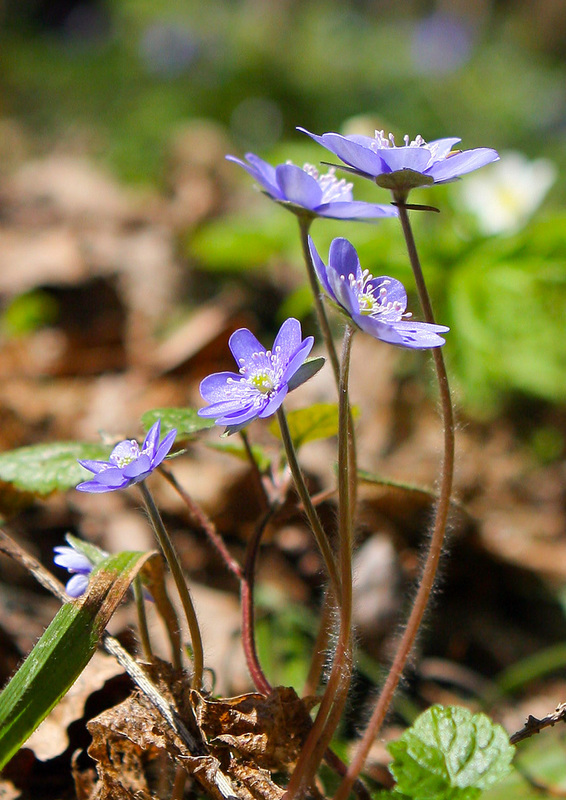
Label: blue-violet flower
xmin=76 ymin=420 xmax=177 ymax=493
xmin=309 ymin=237 xmax=449 ymax=348
xmin=198 ymin=318 xmax=316 ymax=430
xmin=53 ymin=543 xmax=94 ymax=598
xmin=299 ymin=128 xmax=499 ymax=193
xmin=226 ymin=153 xmax=397 ymax=220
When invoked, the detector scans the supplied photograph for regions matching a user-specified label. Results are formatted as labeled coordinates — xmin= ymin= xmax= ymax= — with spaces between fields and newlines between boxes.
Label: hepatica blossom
xmin=198 ymin=318 xmax=317 ymax=430
xmin=226 ymin=153 xmax=397 ymax=220
xmin=309 ymin=237 xmax=448 ymax=349
xmin=53 ymin=543 xmax=94 ymax=598
xmin=76 ymin=420 xmax=176 ymax=493
xmin=299 ymin=128 xmax=499 ymax=193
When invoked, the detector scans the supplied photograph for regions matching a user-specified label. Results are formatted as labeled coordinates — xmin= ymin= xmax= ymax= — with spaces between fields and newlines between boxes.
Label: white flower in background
xmin=458 ymin=151 xmax=557 ymax=235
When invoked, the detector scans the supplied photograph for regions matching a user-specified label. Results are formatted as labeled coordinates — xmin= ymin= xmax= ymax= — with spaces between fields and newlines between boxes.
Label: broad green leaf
xmin=0 ymin=442 xmax=112 ymax=496
xmin=388 ymin=705 xmax=514 ymax=800
xmin=141 ymin=407 xmax=214 ymax=439
xmin=269 ymin=403 xmax=359 ymax=450
xmin=0 ymin=549 xmax=156 ymax=770
xmin=207 ymin=441 xmax=272 ymax=473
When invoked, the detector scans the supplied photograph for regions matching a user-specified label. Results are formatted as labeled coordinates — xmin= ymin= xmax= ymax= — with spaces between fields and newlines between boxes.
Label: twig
xmin=510 ymin=702 xmax=566 ymax=744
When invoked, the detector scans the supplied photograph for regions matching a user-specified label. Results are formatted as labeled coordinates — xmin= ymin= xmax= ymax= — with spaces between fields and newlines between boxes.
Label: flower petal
xmin=152 ymin=429 xmax=177 ymax=467
xmin=229 ymin=328 xmax=265 ymax=366
xmin=122 ymin=454 xmax=151 ymax=479
xmin=76 ymin=475 xmax=127 ymax=493
xmin=280 ymin=336 xmax=314 ymax=384
xmin=142 ymin=420 xmax=161 ymax=456
xmin=326 ymin=238 xmax=361 ymax=314
xmin=110 ymin=440 xmax=140 ymax=465
xmin=272 ymin=318 xmax=302 ymax=362
xmin=428 ymin=148 xmax=499 ymax=183
xmin=53 ymin=547 xmax=92 ymax=573
xmin=216 ymin=401 xmax=265 ymax=427
xmin=275 ymin=164 xmax=322 ymax=209
xmin=365 ymin=276 xmax=407 ymax=319
xmin=199 ymin=372 xmax=245 ymax=404
xmin=377 ymin=146 xmax=432 ymax=174
xmin=316 ymin=201 xmax=397 ymax=219
xmin=428 ymin=137 xmax=461 ymax=159
xmin=66 ymin=574 xmax=90 ymax=597
xmin=225 ymin=154 xmax=282 ymax=199
xmin=387 ymin=320 xmax=449 ymax=348
xmin=77 ymin=459 xmax=111 ymax=474
xmin=259 ymin=383 xmax=288 ymax=418
xmin=298 ymin=128 xmax=386 ymax=177
xmin=308 ymin=237 xmax=334 ymax=299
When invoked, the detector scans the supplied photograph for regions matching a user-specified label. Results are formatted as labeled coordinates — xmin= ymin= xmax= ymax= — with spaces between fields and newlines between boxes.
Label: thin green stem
xmin=133 ymin=576 xmax=153 ymax=663
xmin=333 ymin=200 xmax=455 ymax=800
xmin=276 ymin=407 xmax=340 ymax=600
xmin=284 ymin=325 xmax=356 ymax=799
xmin=140 ymin=482 xmax=204 ymax=689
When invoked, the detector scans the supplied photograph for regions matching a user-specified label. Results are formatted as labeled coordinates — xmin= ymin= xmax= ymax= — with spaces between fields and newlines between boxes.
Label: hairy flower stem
xmin=133 ymin=576 xmax=154 ymax=663
xmin=277 ymin=408 xmax=341 ymax=600
xmin=140 ymin=482 xmax=204 ymax=689
xmin=241 ymin=504 xmax=280 ymax=695
xmin=302 ymin=591 xmax=333 ymax=697
xmin=284 ymin=326 xmax=355 ymax=800
xmin=333 ymin=200 xmax=455 ymax=800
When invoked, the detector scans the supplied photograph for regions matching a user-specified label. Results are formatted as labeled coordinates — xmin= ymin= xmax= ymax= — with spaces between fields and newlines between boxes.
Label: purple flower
xmin=298 ymin=128 xmax=499 ymax=193
xmin=226 ymin=153 xmax=397 ymax=220
xmin=76 ymin=420 xmax=177 ymax=493
xmin=53 ymin=543 xmax=94 ymax=598
xmin=198 ymin=318 xmax=319 ymax=431
xmin=309 ymin=237 xmax=448 ymax=349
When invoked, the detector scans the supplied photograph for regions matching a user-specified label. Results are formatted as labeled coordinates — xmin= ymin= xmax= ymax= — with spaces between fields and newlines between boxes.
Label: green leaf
xmin=0 ymin=442 xmax=112 ymax=496
xmin=286 ymin=356 xmax=326 ymax=392
xmin=64 ymin=533 xmax=108 ymax=568
xmin=141 ymin=407 xmax=215 ymax=439
xmin=207 ymin=441 xmax=272 ymax=473
xmin=268 ymin=403 xmax=359 ymax=450
xmin=0 ymin=549 xmax=156 ymax=770
xmin=388 ymin=705 xmax=514 ymax=800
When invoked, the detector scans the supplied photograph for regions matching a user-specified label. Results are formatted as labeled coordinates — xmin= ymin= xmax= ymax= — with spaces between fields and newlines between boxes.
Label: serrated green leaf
xmin=0 ymin=442 xmax=112 ymax=496
xmin=207 ymin=441 xmax=272 ymax=473
xmin=141 ymin=407 xmax=215 ymax=439
xmin=0 ymin=549 xmax=156 ymax=769
xmin=268 ymin=403 xmax=359 ymax=450
xmin=388 ymin=705 xmax=514 ymax=800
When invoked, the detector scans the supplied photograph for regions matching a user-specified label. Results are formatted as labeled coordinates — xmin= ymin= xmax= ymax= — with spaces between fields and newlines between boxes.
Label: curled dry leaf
xmin=191 ymin=686 xmax=317 ymax=770
xmin=82 ymin=660 xmax=317 ymax=800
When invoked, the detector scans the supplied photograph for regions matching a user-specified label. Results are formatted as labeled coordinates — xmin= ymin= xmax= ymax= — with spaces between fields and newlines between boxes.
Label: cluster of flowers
xmin=56 ymin=127 xmax=498 ymax=595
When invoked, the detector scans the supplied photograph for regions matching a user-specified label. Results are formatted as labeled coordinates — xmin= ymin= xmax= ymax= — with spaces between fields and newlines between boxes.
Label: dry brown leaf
xmin=192 ymin=686 xmax=316 ymax=769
